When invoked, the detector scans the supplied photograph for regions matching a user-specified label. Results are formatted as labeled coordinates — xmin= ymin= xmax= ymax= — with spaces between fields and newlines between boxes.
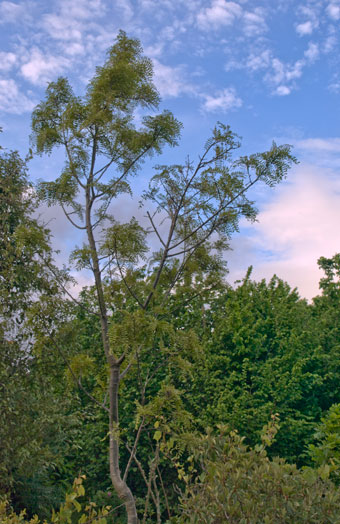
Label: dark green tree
xmin=311 ymin=254 xmax=340 ymax=410
xmin=31 ymin=31 xmax=296 ymax=522
xmin=0 ymin=136 xmax=73 ymax=515
xmin=184 ymin=272 xmax=335 ymax=464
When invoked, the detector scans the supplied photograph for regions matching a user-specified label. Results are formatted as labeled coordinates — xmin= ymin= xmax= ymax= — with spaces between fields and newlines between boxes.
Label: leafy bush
xmin=0 ymin=476 xmax=113 ymax=524
xmin=174 ymin=422 xmax=340 ymax=523
xmin=309 ymin=402 xmax=340 ymax=481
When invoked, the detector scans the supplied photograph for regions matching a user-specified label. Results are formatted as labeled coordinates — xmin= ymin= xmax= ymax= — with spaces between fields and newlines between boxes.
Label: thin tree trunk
xmin=85 ymin=177 xmax=138 ymax=523
xmin=109 ymin=364 xmax=138 ymax=524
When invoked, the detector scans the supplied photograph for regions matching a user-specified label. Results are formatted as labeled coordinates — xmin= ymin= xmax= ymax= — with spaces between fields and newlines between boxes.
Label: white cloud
xmin=252 ymin=166 xmax=340 ymax=299
xmin=246 ymin=49 xmax=271 ymax=71
xmin=275 ymin=85 xmax=291 ymax=96
xmin=304 ymin=42 xmax=319 ymax=62
xmin=43 ymin=13 xmax=83 ymax=42
xmin=152 ymin=59 xmax=194 ymax=97
xmin=201 ymin=87 xmax=242 ymax=112
xmin=295 ymin=137 xmax=340 ymax=153
xmin=296 ymin=20 xmax=314 ymax=36
xmin=228 ymin=164 xmax=340 ymax=300
xmin=274 ymin=58 xmax=304 ymax=83
xmin=58 ymin=0 xmax=105 ymax=21
xmin=327 ymin=2 xmax=340 ymax=20
xmin=0 ymin=0 xmax=25 ymax=23
xmin=243 ymin=8 xmax=267 ymax=36
xmin=0 ymin=51 xmax=16 ymax=72
xmin=295 ymin=4 xmax=320 ymax=36
xmin=115 ymin=0 xmax=134 ymax=20
xmin=39 ymin=0 xmax=109 ymax=62
xmin=197 ymin=0 xmax=242 ymax=30
xmin=253 ymin=42 xmax=320 ymax=96
xmin=21 ymin=49 xmax=70 ymax=85
xmin=324 ymin=34 xmax=337 ymax=53
xmin=196 ymin=0 xmax=266 ymax=36
xmin=329 ymin=79 xmax=340 ymax=92
xmin=0 ymin=79 xmax=35 ymax=114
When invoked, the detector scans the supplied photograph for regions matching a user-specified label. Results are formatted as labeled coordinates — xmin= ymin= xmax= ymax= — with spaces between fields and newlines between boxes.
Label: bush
xmin=309 ymin=402 xmax=340 ymax=481
xmin=174 ymin=423 xmax=340 ymax=523
xmin=0 ymin=476 xmax=113 ymax=524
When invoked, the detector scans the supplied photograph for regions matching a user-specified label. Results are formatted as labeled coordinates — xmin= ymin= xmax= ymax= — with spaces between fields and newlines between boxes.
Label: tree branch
xmin=115 ymin=247 xmax=145 ymax=309
xmin=147 ymin=211 xmax=166 ymax=247
xmin=60 ymin=201 xmax=86 ymax=230
xmin=49 ymin=336 xmax=109 ymax=413
xmin=168 ymin=173 xmax=261 ymax=251
xmin=123 ymin=416 xmax=145 ymax=482
xmin=39 ymin=255 xmax=99 ymax=317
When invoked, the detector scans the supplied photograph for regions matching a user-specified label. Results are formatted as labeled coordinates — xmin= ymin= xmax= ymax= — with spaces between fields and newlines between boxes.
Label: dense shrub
xmin=309 ymin=402 xmax=340 ymax=481
xmin=0 ymin=477 xmax=112 ymax=524
xmin=174 ymin=423 xmax=340 ymax=523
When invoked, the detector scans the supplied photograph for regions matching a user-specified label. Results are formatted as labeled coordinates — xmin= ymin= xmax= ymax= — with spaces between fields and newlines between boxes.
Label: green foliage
xmin=0 ymin=137 xmax=78 ymax=517
xmin=144 ymin=124 xmax=297 ymax=280
xmin=309 ymin=403 xmax=340 ymax=480
xmin=174 ymin=424 xmax=340 ymax=523
xmin=32 ymin=31 xmax=182 ymax=221
xmin=0 ymin=145 xmax=54 ymax=313
xmin=182 ymin=271 xmax=340 ymax=464
xmin=0 ymin=476 xmax=112 ymax=524
xmin=28 ymin=28 xmax=298 ymax=522
xmin=311 ymin=254 xmax=340 ymax=411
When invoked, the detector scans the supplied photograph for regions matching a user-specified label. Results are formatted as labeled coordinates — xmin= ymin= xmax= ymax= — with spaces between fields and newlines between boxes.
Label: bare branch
xmin=60 ymin=201 xmax=86 ymax=230
xmin=93 ymin=156 xmax=117 ymax=180
xmin=63 ymin=139 xmax=87 ymax=190
xmin=167 ymin=217 xmax=217 ymax=259
xmin=115 ymin=245 xmax=145 ymax=309
xmin=143 ymin=207 xmax=179 ymax=309
xmin=95 ymin=141 xmax=157 ymax=201
xmin=78 ymin=377 xmax=109 ymax=413
xmin=156 ymin=464 xmax=171 ymax=519
xmin=142 ymin=443 xmax=160 ymax=524
xmin=123 ymin=416 xmax=145 ymax=482
xmin=120 ymin=360 xmax=134 ymax=381
xmin=125 ymin=443 xmax=159 ymax=511
xmin=147 ymin=211 xmax=166 ymax=247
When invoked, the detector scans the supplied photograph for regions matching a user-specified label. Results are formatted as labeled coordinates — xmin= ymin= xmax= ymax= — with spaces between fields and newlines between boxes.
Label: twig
xmin=38 ymin=255 xmax=99 ymax=318
xmin=147 ymin=210 xmax=166 ymax=247
xmin=115 ymin=247 xmax=145 ymax=309
xmin=123 ymin=416 xmax=145 ymax=482
xmin=156 ymin=463 xmax=171 ymax=519
xmin=125 ymin=443 xmax=158 ymax=510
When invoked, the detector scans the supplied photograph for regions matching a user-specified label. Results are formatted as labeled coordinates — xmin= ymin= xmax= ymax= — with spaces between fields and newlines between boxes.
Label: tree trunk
xmin=85 ymin=181 xmax=138 ymax=523
xmin=109 ymin=363 xmax=138 ymax=523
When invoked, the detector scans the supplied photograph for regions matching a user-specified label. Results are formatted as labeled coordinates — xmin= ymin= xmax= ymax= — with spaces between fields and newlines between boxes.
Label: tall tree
xmin=184 ymin=273 xmax=328 ymax=464
xmin=31 ymin=31 xmax=296 ymax=522
xmin=0 ymin=136 xmax=72 ymax=514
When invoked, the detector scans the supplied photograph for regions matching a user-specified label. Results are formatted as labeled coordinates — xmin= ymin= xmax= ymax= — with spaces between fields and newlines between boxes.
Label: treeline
xmin=2 ymin=186 xmax=340 ymax=522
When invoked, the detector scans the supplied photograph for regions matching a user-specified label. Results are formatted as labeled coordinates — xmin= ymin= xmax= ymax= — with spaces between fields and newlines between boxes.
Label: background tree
xmin=183 ymin=272 xmax=334 ymax=464
xmin=31 ymin=31 xmax=296 ymax=523
xmin=0 ymin=137 xmax=74 ymax=517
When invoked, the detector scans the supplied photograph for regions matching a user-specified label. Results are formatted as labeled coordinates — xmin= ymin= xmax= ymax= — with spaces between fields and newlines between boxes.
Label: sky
xmin=1 ymin=0 xmax=340 ymax=299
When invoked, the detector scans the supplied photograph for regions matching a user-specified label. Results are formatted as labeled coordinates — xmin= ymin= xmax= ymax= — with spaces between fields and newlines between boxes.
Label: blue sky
xmin=1 ymin=0 xmax=340 ymax=299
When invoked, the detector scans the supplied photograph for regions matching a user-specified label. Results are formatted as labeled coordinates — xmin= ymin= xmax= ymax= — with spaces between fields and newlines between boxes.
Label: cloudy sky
xmin=1 ymin=0 xmax=340 ymax=299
